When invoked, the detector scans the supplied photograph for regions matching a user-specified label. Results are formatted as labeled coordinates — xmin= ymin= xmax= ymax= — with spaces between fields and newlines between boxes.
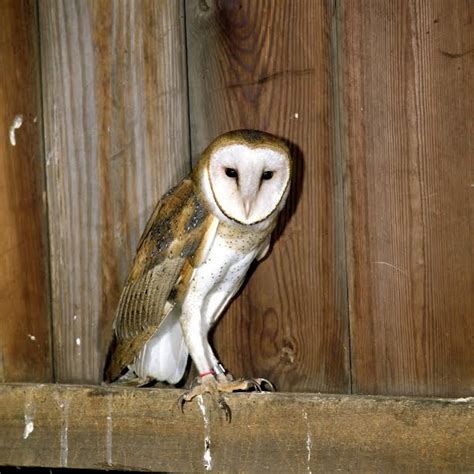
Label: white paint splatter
xmin=75 ymin=337 xmax=81 ymax=346
xmin=23 ymin=419 xmax=34 ymax=439
xmin=452 ymin=397 xmax=474 ymax=403
xmin=303 ymin=410 xmax=313 ymax=473
xmin=23 ymin=400 xmax=35 ymax=439
xmin=9 ymin=114 xmax=23 ymax=146
xmin=27 ymin=334 xmax=36 ymax=341
xmin=197 ymin=395 xmax=213 ymax=471
xmin=106 ymin=396 xmax=113 ymax=466
xmin=56 ymin=398 xmax=70 ymax=467
xmin=294 ymin=113 xmax=299 ymax=119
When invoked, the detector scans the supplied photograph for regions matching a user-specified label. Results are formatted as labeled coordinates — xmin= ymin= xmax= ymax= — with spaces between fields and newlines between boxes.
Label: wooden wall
xmin=39 ymin=0 xmax=189 ymax=383
xmin=343 ymin=0 xmax=473 ymax=397
xmin=0 ymin=0 xmax=471 ymax=397
xmin=0 ymin=0 xmax=52 ymax=382
xmin=186 ymin=0 xmax=350 ymax=393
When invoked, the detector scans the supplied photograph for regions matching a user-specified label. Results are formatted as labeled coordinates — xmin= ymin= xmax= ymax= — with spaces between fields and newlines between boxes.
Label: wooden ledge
xmin=0 ymin=383 xmax=472 ymax=472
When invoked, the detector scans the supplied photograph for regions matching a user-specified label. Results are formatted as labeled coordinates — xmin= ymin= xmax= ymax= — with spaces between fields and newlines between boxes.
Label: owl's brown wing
xmin=104 ymin=177 xmax=218 ymax=382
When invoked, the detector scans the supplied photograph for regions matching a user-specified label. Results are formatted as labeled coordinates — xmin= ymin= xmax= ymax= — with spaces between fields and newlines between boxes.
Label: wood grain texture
xmin=0 ymin=384 xmax=472 ymax=472
xmin=0 ymin=0 xmax=52 ymax=382
xmin=342 ymin=0 xmax=474 ymax=396
xmin=39 ymin=0 xmax=190 ymax=383
xmin=186 ymin=0 xmax=349 ymax=393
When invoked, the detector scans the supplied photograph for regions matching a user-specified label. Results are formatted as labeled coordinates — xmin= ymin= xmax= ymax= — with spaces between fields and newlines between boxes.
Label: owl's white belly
xmin=133 ymin=228 xmax=264 ymax=383
xmin=186 ymin=231 xmax=260 ymax=322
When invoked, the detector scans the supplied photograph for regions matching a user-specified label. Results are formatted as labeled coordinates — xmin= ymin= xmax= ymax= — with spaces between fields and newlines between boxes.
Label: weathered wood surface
xmin=342 ymin=0 xmax=474 ymax=396
xmin=186 ymin=0 xmax=349 ymax=393
xmin=0 ymin=0 xmax=52 ymax=382
xmin=39 ymin=0 xmax=190 ymax=383
xmin=0 ymin=384 xmax=472 ymax=472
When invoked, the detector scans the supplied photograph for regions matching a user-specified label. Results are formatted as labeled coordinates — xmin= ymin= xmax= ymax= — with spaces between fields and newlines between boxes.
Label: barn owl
xmin=105 ymin=129 xmax=292 ymax=418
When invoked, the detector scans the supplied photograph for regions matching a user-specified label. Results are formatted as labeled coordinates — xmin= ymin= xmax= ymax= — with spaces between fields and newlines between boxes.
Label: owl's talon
xmin=218 ymin=396 xmax=232 ymax=423
xmin=178 ymin=396 xmax=184 ymax=413
xmin=250 ymin=379 xmax=262 ymax=392
xmin=253 ymin=378 xmax=275 ymax=392
xmin=177 ymin=393 xmax=187 ymax=413
xmin=177 ymin=375 xmax=275 ymax=420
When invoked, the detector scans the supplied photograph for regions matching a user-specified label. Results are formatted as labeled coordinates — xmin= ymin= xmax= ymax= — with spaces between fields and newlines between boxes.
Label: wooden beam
xmin=0 ymin=384 xmax=472 ymax=472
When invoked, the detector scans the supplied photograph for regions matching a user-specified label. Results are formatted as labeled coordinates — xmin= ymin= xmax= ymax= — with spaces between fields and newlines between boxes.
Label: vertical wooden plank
xmin=186 ymin=0 xmax=349 ymax=392
xmin=40 ymin=0 xmax=189 ymax=383
xmin=0 ymin=0 xmax=52 ymax=381
xmin=343 ymin=0 xmax=473 ymax=396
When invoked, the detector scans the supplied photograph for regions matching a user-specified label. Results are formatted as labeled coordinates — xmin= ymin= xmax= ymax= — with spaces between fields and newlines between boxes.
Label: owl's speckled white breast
xmin=185 ymin=220 xmax=272 ymax=322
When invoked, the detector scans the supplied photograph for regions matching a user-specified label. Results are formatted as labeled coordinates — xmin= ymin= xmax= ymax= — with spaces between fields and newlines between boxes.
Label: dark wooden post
xmin=0 ymin=0 xmax=52 ymax=382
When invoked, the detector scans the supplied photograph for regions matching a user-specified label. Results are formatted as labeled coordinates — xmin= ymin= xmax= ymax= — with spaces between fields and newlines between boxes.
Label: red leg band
xmin=199 ymin=370 xmax=215 ymax=378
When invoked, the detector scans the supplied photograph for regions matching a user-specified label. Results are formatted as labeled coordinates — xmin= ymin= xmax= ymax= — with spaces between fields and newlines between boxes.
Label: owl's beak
xmin=242 ymin=198 xmax=252 ymax=218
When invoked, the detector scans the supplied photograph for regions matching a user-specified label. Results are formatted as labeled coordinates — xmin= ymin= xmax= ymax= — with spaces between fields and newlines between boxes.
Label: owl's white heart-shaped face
xmin=207 ymin=144 xmax=291 ymax=225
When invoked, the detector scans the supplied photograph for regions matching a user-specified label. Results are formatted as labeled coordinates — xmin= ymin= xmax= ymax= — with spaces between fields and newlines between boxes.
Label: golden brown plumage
xmin=105 ymin=178 xmax=217 ymax=381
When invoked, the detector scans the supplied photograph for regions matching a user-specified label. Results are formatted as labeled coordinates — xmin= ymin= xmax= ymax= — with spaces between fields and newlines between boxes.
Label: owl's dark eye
xmin=261 ymin=170 xmax=274 ymax=180
xmin=225 ymin=168 xmax=238 ymax=178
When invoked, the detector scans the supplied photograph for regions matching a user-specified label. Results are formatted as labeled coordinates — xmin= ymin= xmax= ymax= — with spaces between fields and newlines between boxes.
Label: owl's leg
xmin=180 ymin=291 xmax=222 ymax=378
xmin=201 ymin=290 xmax=276 ymax=393
xmin=179 ymin=280 xmax=274 ymax=421
xmin=200 ymin=288 xmax=242 ymax=382
xmin=178 ymin=292 xmax=237 ymax=420
xmin=180 ymin=314 xmax=212 ymax=376
xmin=179 ymin=295 xmax=274 ymax=421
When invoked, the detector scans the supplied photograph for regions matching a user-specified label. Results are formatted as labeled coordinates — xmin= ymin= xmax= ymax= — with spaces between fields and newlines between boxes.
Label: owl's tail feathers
xmin=132 ymin=307 xmax=189 ymax=385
